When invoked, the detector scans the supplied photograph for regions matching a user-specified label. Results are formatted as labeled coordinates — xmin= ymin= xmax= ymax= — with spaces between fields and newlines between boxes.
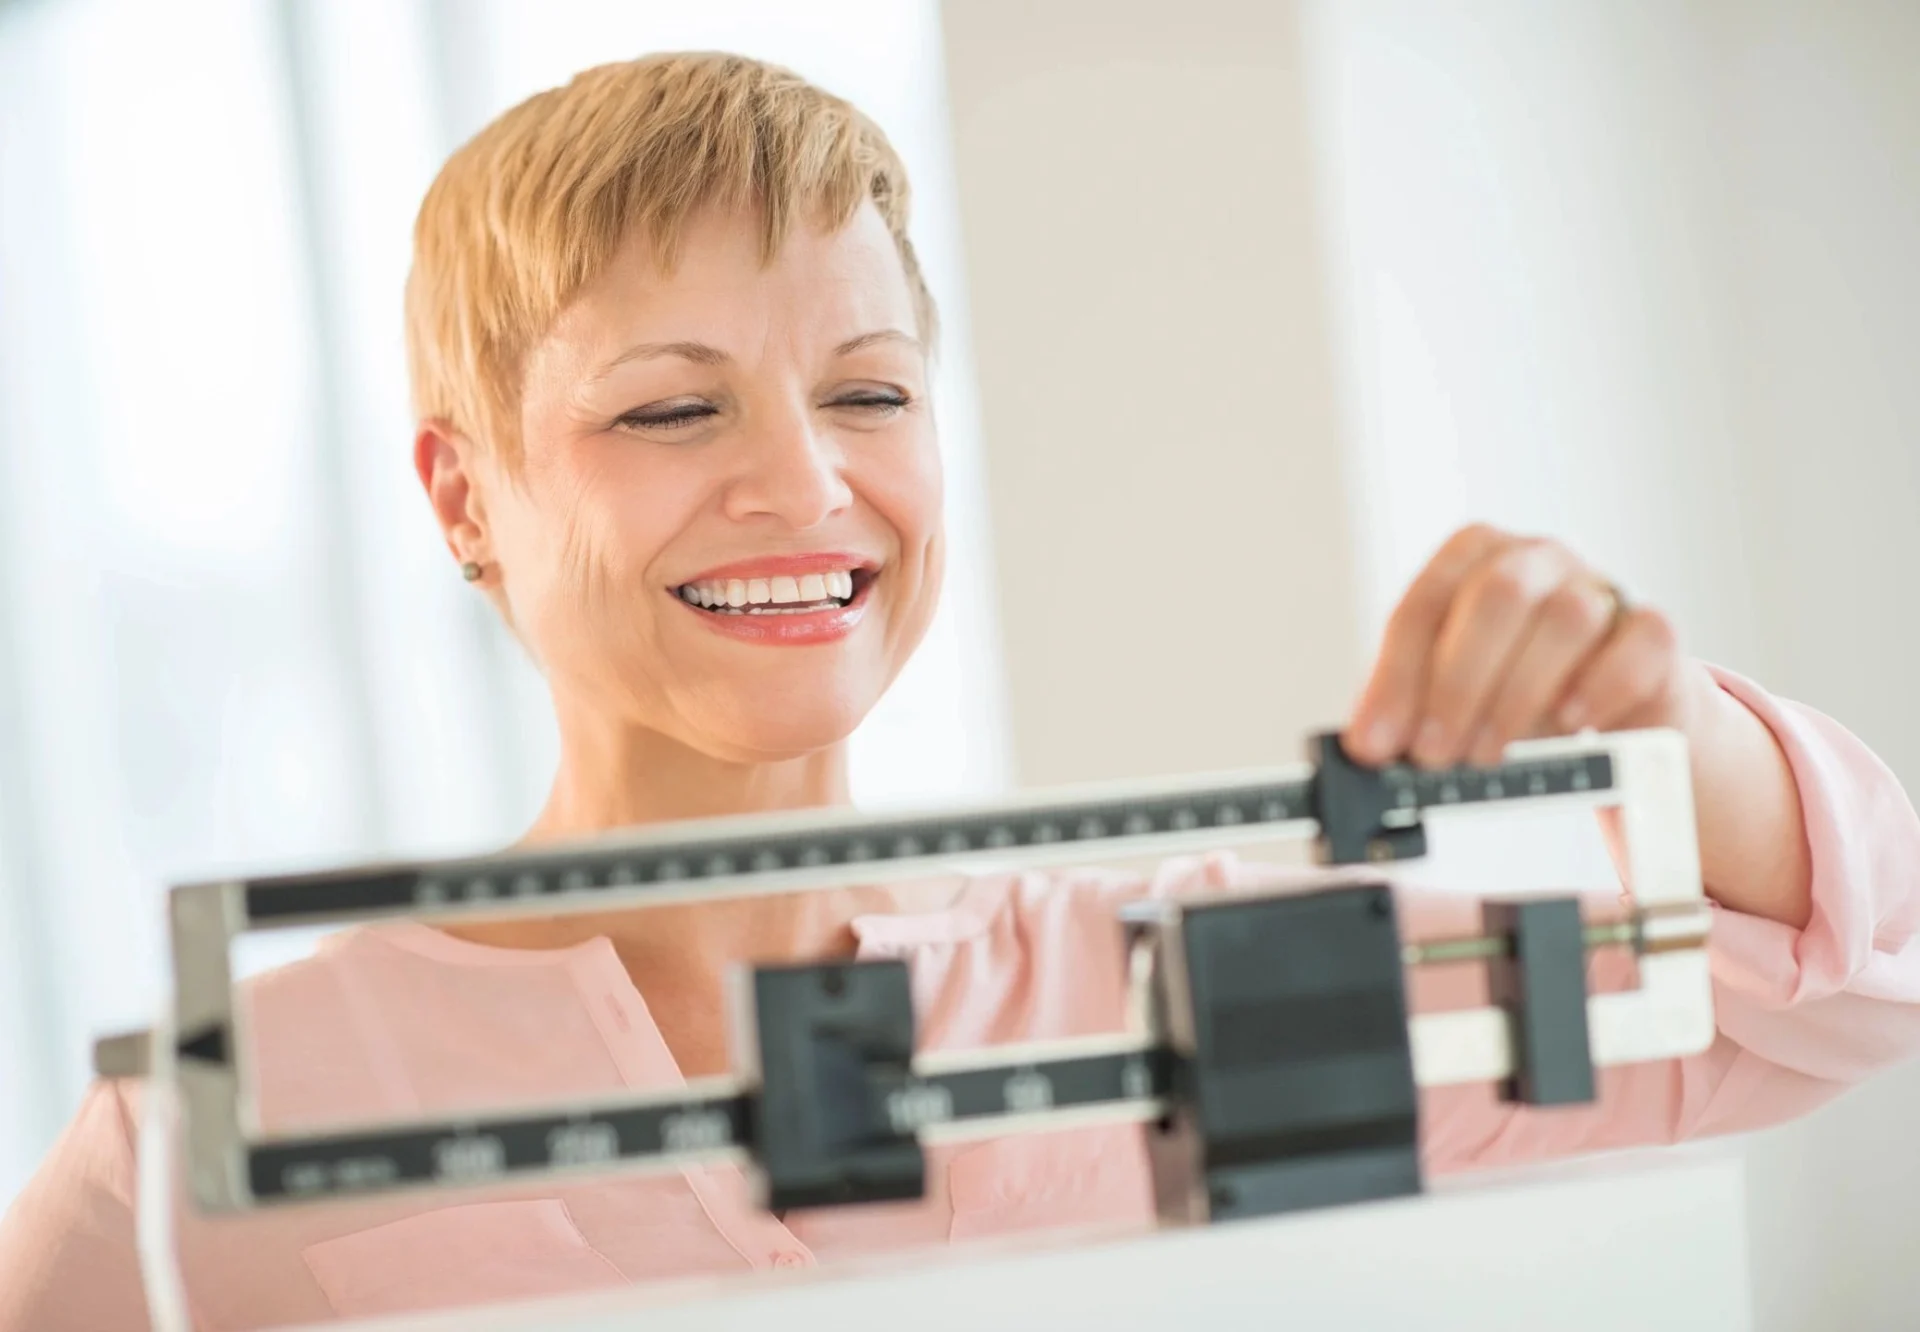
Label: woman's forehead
xmin=551 ymin=204 xmax=918 ymax=364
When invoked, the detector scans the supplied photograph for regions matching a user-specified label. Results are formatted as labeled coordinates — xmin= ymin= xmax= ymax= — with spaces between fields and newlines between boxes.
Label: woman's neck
xmin=522 ymin=711 xmax=852 ymax=844
xmin=441 ymin=709 xmax=881 ymax=1077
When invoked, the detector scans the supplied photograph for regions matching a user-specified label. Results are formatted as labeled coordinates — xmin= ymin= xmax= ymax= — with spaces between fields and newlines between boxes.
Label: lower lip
xmin=672 ymin=578 xmax=874 ymax=646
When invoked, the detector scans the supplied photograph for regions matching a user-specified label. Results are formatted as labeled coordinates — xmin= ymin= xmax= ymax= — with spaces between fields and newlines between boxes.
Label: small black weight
xmin=747 ymin=960 xmax=926 ymax=1211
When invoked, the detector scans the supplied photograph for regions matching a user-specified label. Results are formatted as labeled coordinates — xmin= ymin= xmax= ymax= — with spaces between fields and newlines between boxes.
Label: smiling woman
xmin=2 ymin=42 xmax=1920 ymax=1332
xmin=410 ymin=57 xmax=950 ymax=815
xmin=511 ymin=215 xmax=937 ymax=684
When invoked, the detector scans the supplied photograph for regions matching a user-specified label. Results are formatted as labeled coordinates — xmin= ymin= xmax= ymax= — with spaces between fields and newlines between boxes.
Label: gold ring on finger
xmin=1597 ymin=579 xmax=1631 ymax=636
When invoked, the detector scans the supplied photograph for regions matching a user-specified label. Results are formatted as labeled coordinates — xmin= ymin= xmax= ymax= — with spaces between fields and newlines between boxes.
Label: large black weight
xmin=1144 ymin=882 xmax=1423 ymax=1222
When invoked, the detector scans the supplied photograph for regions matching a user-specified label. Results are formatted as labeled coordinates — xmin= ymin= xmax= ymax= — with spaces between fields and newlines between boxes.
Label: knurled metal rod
xmin=1403 ymin=919 xmax=1642 ymax=968
xmin=96 ymin=915 xmax=1701 ymax=1083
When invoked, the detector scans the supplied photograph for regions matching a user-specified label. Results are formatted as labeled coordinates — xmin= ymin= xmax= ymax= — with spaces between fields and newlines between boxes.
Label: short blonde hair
xmin=405 ymin=51 xmax=936 ymax=466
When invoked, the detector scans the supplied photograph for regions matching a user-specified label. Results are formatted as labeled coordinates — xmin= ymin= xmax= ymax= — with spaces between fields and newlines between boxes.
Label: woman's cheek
xmin=519 ymin=492 xmax=635 ymax=666
xmin=863 ymin=424 xmax=944 ymax=551
xmin=852 ymin=443 xmax=940 ymax=650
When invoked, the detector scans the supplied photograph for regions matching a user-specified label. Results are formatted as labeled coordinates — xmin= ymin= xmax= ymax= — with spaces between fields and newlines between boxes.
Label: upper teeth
xmin=678 ymin=570 xmax=857 ymax=610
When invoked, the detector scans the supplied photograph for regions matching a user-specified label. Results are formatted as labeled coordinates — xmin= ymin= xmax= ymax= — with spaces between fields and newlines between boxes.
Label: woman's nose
xmin=722 ymin=416 xmax=854 ymax=530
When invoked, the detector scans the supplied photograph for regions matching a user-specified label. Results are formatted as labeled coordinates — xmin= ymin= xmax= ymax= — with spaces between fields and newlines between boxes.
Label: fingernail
xmin=1469 ymin=727 xmax=1500 ymax=765
xmin=1414 ymin=719 xmax=1448 ymax=764
xmin=1559 ymin=700 xmax=1588 ymax=731
xmin=1365 ymin=717 xmax=1400 ymax=759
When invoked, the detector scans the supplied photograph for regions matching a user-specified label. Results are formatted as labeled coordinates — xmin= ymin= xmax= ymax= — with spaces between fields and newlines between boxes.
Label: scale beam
xmin=122 ymin=727 xmax=1709 ymax=1221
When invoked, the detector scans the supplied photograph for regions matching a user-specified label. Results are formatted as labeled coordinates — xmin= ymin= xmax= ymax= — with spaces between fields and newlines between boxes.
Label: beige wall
xmin=940 ymin=0 xmax=1366 ymax=789
xmin=1696 ymin=5 xmax=1920 ymax=1328
xmin=943 ymin=3 xmax=1920 ymax=1328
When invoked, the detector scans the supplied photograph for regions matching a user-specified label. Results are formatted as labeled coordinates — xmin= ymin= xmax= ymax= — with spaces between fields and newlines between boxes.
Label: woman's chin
xmin=702 ymin=700 xmax=871 ymax=764
xmin=669 ymin=652 xmax=897 ymax=764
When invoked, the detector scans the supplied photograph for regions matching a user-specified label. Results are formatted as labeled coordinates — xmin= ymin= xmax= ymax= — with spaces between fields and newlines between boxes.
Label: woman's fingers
xmin=1348 ymin=523 xmax=1687 ymax=773
xmin=1464 ymin=578 xmax=1619 ymax=765
xmin=1553 ymin=606 xmax=1685 ymax=733
xmin=1413 ymin=538 xmax=1584 ymax=767
xmin=1345 ymin=524 xmax=1506 ymax=763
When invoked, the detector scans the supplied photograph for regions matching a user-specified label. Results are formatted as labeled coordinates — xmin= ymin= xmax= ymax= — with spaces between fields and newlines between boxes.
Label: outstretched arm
xmin=1341 ymin=523 xmax=1813 ymax=928
xmin=1326 ymin=522 xmax=1919 ymax=1166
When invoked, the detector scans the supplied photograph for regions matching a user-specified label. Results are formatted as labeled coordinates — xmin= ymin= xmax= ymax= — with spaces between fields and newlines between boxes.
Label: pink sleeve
xmin=1415 ymin=668 xmax=1920 ymax=1172
xmin=0 ymin=1081 xmax=155 ymax=1332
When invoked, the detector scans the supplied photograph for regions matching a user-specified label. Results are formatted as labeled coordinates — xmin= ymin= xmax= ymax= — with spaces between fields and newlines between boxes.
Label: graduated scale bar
xmin=217 ymin=735 xmax=1616 ymax=931
xmin=248 ymin=1035 xmax=1169 ymax=1206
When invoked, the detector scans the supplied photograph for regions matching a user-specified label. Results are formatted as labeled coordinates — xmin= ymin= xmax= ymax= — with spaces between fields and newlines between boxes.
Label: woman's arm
xmin=1342 ymin=523 xmax=1820 ymax=929
xmin=1683 ymin=663 xmax=1813 ymax=928
xmin=1419 ymin=670 xmax=1920 ymax=1170
xmin=1333 ymin=523 xmax=1920 ymax=1165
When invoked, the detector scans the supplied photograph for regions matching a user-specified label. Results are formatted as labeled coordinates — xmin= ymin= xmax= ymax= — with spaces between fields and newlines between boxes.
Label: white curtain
xmin=0 ymin=0 xmax=1008 ymax=1206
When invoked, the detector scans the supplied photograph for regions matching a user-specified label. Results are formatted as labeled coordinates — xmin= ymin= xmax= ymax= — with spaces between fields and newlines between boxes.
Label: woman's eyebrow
xmin=595 ymin=340 xmax=732 ymax=378
xmin=834 ymin=328 xmax=923 ymax=357
xmin=590 ymin=329 xmax=919 ymax=380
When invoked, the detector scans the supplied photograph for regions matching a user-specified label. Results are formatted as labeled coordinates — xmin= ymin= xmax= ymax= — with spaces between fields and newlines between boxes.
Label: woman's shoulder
xmin=0 ymin=1078 xmax=153 ymax=1332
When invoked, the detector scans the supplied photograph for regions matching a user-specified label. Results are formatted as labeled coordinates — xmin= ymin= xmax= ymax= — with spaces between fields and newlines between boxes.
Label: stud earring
xmin=460 ymin=560 xmax=483 ymax=583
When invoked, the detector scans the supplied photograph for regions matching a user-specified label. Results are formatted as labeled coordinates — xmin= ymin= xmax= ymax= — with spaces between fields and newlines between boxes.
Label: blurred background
xmin=0 ymin=1 xmax=1916 ymax=1328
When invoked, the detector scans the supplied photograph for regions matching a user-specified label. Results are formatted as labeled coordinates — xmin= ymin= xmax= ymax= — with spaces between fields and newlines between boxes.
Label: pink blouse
xmin=3 ymin=668 xmax=1918 ymax=1330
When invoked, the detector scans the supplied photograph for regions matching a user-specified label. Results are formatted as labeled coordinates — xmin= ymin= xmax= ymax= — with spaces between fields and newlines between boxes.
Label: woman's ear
xmin=414 ymin=418 xmax=491 ymax=569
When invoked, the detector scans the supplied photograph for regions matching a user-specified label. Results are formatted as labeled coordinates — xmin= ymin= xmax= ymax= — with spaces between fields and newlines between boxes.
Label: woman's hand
xmin=1342 ymin=524 xmax=1700 ymax=769
xmin=1342 ymin=523 xmax=1815 ymax=929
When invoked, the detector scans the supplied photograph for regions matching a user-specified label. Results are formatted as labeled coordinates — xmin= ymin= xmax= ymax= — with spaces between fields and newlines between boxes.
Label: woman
xmin=3 ymin=51 xmax=1918 ymax=1330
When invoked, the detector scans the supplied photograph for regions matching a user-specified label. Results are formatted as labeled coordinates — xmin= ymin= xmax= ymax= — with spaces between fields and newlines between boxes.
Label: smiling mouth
xmin=673 ymin=568 xmax=874 ymax=616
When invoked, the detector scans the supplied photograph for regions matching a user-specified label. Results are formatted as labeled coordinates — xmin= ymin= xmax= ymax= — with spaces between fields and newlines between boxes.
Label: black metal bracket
xmin=1309 ymin=731 xmax=1428 ymax=865
xmin=1483 ymin=898 xmax=1597 ymax=1105
xmin=747 ymin=960 xmax=925 ymax=1211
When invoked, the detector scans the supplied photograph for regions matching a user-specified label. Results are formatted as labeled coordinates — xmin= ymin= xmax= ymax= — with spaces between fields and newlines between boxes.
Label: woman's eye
xmin=829 ymin=390 xmax=912 ymax=416
xmin=615 ymin=402 xmax=718 ymax=432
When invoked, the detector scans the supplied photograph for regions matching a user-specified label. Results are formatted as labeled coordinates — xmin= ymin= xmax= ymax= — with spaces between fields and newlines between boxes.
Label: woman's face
xmin=483 ymin=203 xmax=943 ymax=762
